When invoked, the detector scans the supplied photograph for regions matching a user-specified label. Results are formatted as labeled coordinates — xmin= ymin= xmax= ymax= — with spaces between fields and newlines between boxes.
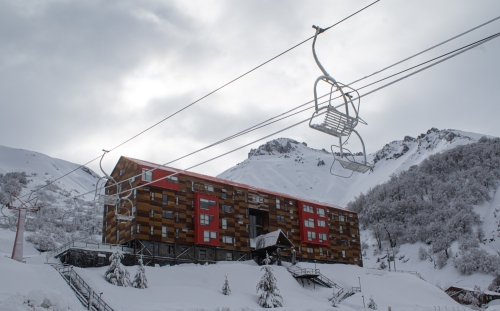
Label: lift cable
xmin=20 ymin=1 xmax=380 ymax=200
xmin=69 ymin=29 xmax=500 ymax=202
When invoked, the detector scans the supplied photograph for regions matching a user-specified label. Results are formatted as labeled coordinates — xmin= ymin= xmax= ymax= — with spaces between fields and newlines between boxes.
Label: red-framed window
xmin=298 ymin=201 xmax=329 ymax=246
xmin=194 ymin=193 xmax=219 ymax=246
xmin=139 ymin=165 xmax=180 ymax=191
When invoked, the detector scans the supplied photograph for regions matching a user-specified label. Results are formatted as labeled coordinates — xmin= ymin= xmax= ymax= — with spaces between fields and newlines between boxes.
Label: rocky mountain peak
xmin=248 ymin=138 xmax=308 ymax=158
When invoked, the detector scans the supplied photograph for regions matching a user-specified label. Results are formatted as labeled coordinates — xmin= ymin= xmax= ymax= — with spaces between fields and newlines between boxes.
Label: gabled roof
xmin=250 ymin=229 xmax=294 ymax=250
xmin=123 ymin=156 xmax=354 ymax=213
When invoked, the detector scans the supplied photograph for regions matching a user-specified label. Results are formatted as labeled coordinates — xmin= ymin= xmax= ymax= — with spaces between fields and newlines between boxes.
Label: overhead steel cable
xmin=349 ymin=14 xmax=500 ymax=85
xmin=20 ymin=1 xmax=380 ymax=200
xmin=70 ymin=29 xmax=500 ymax=202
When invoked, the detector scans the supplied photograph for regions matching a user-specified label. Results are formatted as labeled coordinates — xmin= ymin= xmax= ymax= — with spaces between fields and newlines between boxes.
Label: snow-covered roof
xmin=123 ymin=156 xmax=353 ymax=212
xmin=249 ymin=229 xmax=293 ymax=250
xmin=445 ymin=286 xmax=500 ymax=296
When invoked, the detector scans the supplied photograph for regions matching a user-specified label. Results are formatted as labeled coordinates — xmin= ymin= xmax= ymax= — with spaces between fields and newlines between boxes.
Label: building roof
xmin=250 ymin=229 xmax=294 ymax=250
xmin=445 ymin=286 xmax=500 ymax=296
xmin=123 ymin=156 xmax=354 ymax=212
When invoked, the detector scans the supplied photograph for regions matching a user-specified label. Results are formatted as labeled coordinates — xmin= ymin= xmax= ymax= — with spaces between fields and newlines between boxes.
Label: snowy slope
xmin=0 ymin=222 xmax=463 ymax=311
xmin=217 ymin=128 xmax=486 ymax=206
xmin=0 ymin=145 xmax=99 ymax=201
xmin=0 ymin=228 xmax=84 ymax=310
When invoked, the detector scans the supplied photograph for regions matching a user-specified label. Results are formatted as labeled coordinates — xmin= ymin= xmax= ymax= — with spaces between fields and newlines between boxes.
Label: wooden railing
xmin=49 ymin=240 xmax=133 ymax=257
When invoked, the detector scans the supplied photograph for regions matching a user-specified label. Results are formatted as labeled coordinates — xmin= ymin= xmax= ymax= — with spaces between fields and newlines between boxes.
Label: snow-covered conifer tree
xmin=367 ymin=296 xmax=378 ymax=310
xmin=256 ymin=252 xmax=282 ymax=308
xmin=133 ymin=255 xmax=148 ymax=289
xmin=488 ymin=274 xmax=500 ymax=292
xmin=222 ymin=275 xmax=231 ymax=295
xmin=105 ymin=250 xmax=131 ymax=287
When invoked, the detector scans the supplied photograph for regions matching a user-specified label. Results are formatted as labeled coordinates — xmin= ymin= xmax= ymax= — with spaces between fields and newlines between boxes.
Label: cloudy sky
xmin=1 ymin=0 xmax=499 ymax=177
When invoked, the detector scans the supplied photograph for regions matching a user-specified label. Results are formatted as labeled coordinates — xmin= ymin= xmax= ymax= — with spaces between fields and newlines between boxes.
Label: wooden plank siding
xmin=102 ymin=156 xmax=362 ymax=266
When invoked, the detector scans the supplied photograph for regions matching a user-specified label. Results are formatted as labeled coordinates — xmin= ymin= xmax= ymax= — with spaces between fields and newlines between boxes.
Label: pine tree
xmin=367 ymin=296 xmax=378 ymax=310
xmin=256 ymin=252 xmax=283 ymax=308
xmin=133 ymin=255 xmax=148 ymax=289
xmin=105 ymin=250 xmax=131 ymax=287
xmin=222 ymin=275 xmax=231 ymax=295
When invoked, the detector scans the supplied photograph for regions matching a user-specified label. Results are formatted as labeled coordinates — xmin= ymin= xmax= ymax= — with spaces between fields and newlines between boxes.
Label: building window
xmin=131 ymin=176 xmax=135 ymax=183
xmin=162 ymin=194 xmax=168 ymax=205
xmin=318 ymin=220 xmax=326 ymax=227
xmin=222 ymin=218 xmax=228 ymax=229
xmin=232 ymin=192 xmax=235 ymax=200
xmin=150 ymin=226 xmax=154 ymax=235
xmin=317 ymin=208 xmax=325 ymax=217
xmin=342 ymin=250 xmax=346 ymax=258
xmin=176 ymin=196 xmax=179 ymax=205
xmin=162 ymin=210 xmax=173 ymax=219
xmin=319 ymin=233 xmax=327 ymax=242
xmin=222 ymin=236 xmax=233 ymax=244
xmin=119 ymin=169 xmax=123 ymax=176
xmin=303 ymin=204 xmax=314 ymax=213
xmin=200 ymin=214 xmax=210 ymax=226
xmin=307 ymin=231 xmax=316 ymax=241
xmin=276 ymin=198 xmax=281 ymax=209
xmin=105 ymin=221 xmax=108 ymax=231
xmin=244 ymin=193 xmax=247 ymax=202
xmin=106 ymin=206 xmax=108 ymax=214
xmin=166 ymin=175 xmax=178 ymax=183
xmin=304 ymin=219 xmax=315 ymax=228
xmin=175 ymin=212 xmax=179 ymax=222
xmin=142 ymin=169 xmax=152 ymax=182
xmin=162 ymin=226 xmax=167 ymax=238
xmin=252 ymin=195 xmax=264 ymax=203
xmin=204 ymin=184 xmax=214 ymax=192
xmin=117 ymin=219 xmax=120 ymax=226
xmin=150 ymin=192 xmax=155 ymax=201
xmin=132 ymin=205 xmax=136 ymax=215
xmin=339 ymin=215 xmax=345 ymax=222
xmin=133 ymin=189 xmax=137 ymax=199
xmin=191 ymin=181 xmax=194 ymax=191
xmin=277 ymin=215 xmax=285 ymax=222
xmin=116 ymin=230 xmax=119 ymax=241
xmin=117 ymin=182 xmax=122 ymax=193
xmin=319 ymin=247 xmax=324 ymax=256
xmin=339 ymin=225 xmax=343 ymax=234
xmin=131 ymin=225 xmax=134 ymax=236
xmin=176 ymin=229 xmax=179 ymax=238
xmin=199 ymin=250 xmax=207 ymax=259
xmin=137 ymin=224 xmax=141 ymax=234
xmin=204 ymin=230 xmax=216 ymax=242
xmin=200 ymin=198 xmax=216 ymax=210
xmin=150 ymin=209 xmax=154 ymax=218
xmin=341 ymin=240 xmax=348 ymax=246
xmin=307 ymin=247 xmax=313 ymax=253
xmin=222 ymin=205 xmax=232 ymax=213
xmin=221 ymin=189 xmax=227 ymax=199
xmin=226 ymin=252 xmax=233 ymax=261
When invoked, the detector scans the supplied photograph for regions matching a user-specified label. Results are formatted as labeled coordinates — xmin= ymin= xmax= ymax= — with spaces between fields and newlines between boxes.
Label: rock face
xmin=248 ymin=138 xmax=302 ymax=158
xmin=372 ymin=128 xmax=473 ymax=164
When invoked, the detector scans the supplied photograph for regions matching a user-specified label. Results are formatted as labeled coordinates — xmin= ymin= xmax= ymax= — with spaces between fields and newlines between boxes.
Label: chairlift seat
xmin=310 ymin=106 xmax=357 ymax=138
xmin=116 ymin=214 xmax=134 ymax=221
xmin=96 ymin=194 xmax=118 ymax=205
xmin=336 ymin=158 xmax=372 ymax=174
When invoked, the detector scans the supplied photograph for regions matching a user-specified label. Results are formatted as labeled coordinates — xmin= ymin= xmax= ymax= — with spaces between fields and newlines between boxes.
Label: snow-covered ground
xmin=0 ymin=227 xmax=470 ymax=311
xmin=0 ymin=228 xmax=84 ymax=310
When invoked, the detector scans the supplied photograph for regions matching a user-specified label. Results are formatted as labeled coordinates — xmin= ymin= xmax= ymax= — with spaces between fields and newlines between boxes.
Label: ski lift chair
xmin=309 ymin=25 xmax=363 ymax=138
xmin=95 ymin=150 xmax=135 ymax=222
xmin=330 ymin=130 xmax=373 ymax=178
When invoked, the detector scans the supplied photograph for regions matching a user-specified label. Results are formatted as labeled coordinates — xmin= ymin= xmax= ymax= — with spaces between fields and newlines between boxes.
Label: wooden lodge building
xmin=102 ymin=156 xmax=362 ymax=266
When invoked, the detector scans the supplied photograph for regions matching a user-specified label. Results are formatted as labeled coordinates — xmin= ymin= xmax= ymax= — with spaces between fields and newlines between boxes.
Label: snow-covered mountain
xmin=217 ymin=128 xmax=490 ymax=206
xmin=0 ymin=145 xmax=99 ymax=201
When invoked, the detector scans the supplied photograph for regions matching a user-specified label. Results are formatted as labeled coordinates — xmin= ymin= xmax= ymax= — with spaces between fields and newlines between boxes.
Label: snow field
xmin=70 ymin=259 xmax=463 ymax=311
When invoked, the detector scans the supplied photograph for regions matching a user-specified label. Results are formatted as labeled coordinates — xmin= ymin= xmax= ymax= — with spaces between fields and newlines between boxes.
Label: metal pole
xmin=392 ymin=248 xmax=397 ymax=271
xmin=358 ymin=276 xmax=361 ymax=291
xmin=362 ymin=295 xmax=365 ymax=309
xmin=386 ymin=249 xmax=391 ymax=271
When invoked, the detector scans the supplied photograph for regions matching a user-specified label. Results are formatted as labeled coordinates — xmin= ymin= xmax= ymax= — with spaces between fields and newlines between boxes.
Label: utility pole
xmin=386 ymin=249 xmax=391 ymax=271
xmin=6 ymin=193 xmax=38 ymax=262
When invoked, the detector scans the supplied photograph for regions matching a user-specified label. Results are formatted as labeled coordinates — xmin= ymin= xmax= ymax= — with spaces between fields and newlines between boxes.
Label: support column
xmin=12 ymin=209 xmax=27 ymax=262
